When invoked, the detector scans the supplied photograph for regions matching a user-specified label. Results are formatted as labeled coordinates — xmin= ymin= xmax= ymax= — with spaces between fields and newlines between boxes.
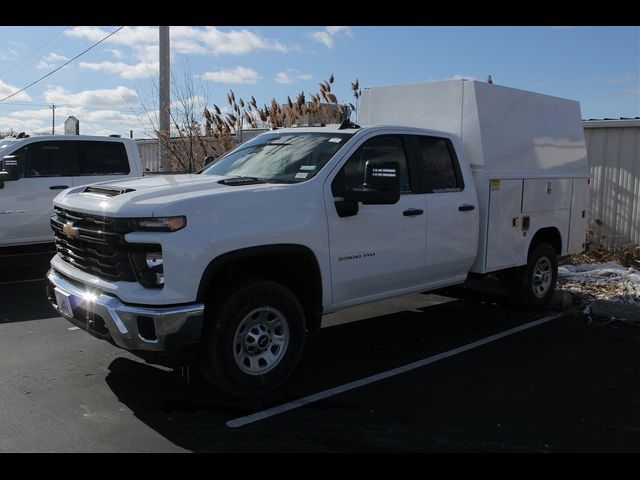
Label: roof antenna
xmin=487 ymin=74 xmax=493 ymax=84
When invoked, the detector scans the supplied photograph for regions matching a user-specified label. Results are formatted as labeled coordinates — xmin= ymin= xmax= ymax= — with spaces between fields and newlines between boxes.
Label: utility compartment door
xmin=567 ymin=177 xmax=589 ymax=254
xmin=485 ymin=179 xmax=525 ymax=271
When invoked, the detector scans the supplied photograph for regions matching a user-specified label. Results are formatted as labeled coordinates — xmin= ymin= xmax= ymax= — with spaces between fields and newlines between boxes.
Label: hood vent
xmin=218 ymin=177 xmax=267 ymax=186
xmin=83 ymin=186 xmax=135 ymax=197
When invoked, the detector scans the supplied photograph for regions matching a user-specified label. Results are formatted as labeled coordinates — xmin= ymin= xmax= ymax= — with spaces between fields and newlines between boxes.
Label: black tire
xmin=510 ymin=242 xmax=558 ymax=311
xmin=198 ymin=278 xmax=306 ymax=397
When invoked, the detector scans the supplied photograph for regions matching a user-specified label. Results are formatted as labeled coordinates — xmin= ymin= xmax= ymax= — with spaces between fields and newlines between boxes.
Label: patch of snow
xmin=557 ymin=262 xmax=640 ymax=306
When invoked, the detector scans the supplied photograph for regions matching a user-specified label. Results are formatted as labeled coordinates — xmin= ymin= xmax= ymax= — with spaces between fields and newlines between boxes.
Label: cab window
xmin=332 ymin=135 xmax=412 ymax=196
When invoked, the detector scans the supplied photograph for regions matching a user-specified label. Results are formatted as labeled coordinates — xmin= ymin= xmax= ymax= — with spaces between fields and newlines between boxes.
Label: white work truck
xmin=0 ymin=135 xmax=143 ymax=250
xmin=46 ymin=80 xmax=589 ymax=397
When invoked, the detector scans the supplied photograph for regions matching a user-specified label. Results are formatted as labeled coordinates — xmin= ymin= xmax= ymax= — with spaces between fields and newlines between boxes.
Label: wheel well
xmin=197 ymin=245 xmax=323 ymax=332
xmin=529 ymin=227 xmax=562 ymax=256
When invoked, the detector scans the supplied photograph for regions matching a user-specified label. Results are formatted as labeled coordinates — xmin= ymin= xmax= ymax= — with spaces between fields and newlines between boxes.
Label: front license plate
xmin=54 ymin=288 xmax=74 ymax=318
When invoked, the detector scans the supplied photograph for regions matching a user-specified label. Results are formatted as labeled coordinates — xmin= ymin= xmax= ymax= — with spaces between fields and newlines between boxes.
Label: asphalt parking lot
xmin=1 ymin=253 xmax=640 ymax=452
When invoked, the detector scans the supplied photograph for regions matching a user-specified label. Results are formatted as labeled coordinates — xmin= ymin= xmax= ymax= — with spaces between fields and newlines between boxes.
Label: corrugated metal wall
xmin=584 ymin=120 xmax=640 ymax=249
xmin=135 ymin=139 xmax=161 ymax=172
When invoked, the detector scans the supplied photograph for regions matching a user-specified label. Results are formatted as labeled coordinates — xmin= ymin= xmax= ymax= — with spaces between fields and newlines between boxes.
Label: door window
xmin=332 ymin=135 xmax=412 ymax=196
xmin=414 ymin=136 xmax=463 ymax=193
xmin=15 ymin=142 xmax=72 ymax=178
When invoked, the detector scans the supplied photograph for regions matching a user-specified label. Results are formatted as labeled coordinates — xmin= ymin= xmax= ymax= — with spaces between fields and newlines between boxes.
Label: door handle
xmin=403 ymin=208 xmax=424 ymax=216
xmin=49 ymin=185 xmax=69 ymax=190
xmin=458 ymin=204 xmax=475 ymax=212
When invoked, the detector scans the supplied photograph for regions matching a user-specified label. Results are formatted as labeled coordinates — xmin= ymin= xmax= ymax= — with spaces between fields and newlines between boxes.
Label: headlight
xmin=130 ymin=216 xmax=186 ymax=232
xmin=130 ymin=249 xmax=165 ymax=288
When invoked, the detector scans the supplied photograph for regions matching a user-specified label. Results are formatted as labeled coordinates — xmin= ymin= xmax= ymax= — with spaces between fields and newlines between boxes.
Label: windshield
xmin=202 ymin=132 xmax=353 ymax=183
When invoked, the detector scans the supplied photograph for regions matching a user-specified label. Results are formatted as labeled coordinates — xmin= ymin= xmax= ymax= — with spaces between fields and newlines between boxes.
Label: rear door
xmin=0 ymin=140 xmax=74 ymax=246
xmin=70 ymin=141 xmax=132 ymax=187
xmin=410 ymin=135 xmax=479 ymax=283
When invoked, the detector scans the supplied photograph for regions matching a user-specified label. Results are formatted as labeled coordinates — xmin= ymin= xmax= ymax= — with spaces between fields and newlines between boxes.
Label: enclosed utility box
xmin=359 ymin=80 xmax=589 ymax=273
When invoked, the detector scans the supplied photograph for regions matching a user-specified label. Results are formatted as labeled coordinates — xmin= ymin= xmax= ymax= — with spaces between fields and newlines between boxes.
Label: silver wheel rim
xmin=532 ymin=256 xmax=553 ymax=298
xmin=233 ymin=306 xmax=289 ymax=375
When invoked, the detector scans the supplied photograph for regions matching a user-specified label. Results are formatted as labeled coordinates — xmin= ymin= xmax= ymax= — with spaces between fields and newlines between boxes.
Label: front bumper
xmin=46 ymin=268 xmax=204 ymax=354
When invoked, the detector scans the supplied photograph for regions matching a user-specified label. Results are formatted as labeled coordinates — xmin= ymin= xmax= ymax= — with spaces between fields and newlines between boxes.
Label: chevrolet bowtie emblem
xmin=62 ymin=222 xmax=79 ymax=238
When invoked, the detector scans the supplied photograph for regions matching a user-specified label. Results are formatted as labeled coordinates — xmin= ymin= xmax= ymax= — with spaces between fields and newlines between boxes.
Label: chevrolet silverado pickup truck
xmin=46 ymin=80 xmax=590 ymax=397
xmin=0 ymin=135 xmax=143 ymax=252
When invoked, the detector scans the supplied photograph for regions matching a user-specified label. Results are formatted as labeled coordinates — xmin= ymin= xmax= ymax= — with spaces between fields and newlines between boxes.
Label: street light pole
xmin=159 ymin=26 xmax=170 ymax=171
xmin=50 ymin=104 xmax=56 ymax=135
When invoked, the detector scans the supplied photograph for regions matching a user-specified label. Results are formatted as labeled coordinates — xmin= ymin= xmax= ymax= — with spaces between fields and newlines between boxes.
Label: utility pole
xmin=159 ymin=26 xmax=170 ymax=171
xmin=50 ymin=104 xmax=56 ymax=135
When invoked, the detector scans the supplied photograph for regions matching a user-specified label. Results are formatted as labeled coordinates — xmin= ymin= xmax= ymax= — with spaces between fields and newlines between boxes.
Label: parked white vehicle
xmin=46 ymin=80 xmax=589 ymax=397
xmin=0 ymin=135 xmax=143 ymax=249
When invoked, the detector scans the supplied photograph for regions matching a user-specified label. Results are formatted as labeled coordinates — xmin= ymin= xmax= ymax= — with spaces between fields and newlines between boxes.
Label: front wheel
xmin=510 ymin=242 xmax=558 ymax=310
xmin=198 ymin=278 xmax=306 ymax=397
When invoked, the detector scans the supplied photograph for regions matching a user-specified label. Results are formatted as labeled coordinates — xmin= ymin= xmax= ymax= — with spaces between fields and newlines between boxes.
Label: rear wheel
xmin=510 ymin=242 xmax=558 ymax=310
xmin=198 ymin=278 xmax=306 ymax=397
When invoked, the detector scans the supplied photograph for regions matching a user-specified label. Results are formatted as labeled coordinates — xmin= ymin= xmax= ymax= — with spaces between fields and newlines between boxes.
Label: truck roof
xmin=4 ymin=135 xmax=134 ymax=143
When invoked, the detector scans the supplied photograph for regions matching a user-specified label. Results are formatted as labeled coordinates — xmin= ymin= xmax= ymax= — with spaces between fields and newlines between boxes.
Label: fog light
xmin=130 ymin=248 xmax=164 ymax=289
xmin=145 ymin=252 xmax=163 ymax=269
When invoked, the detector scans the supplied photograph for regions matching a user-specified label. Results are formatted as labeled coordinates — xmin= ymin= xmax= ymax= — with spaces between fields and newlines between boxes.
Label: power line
xmin=0 ymin=27 xmax=67 ymax=80
xmin=0 ymin=26 xmax=125 ymax=104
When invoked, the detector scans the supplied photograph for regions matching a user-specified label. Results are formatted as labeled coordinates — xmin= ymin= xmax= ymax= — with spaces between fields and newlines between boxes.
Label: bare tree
xmin=139 ymin=62 xmax=226 ymax=173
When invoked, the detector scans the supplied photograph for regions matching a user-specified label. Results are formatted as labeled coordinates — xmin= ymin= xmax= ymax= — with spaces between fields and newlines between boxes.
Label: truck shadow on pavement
xmin=0 ymin=254 xmax=54 ymax=324
xmin=104 ymin=296 xmax=547 ymax=452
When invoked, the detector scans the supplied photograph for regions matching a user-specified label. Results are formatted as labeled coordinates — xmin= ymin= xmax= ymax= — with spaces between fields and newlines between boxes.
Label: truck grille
xmin=51 ymin=207 xmax=136 ymax=282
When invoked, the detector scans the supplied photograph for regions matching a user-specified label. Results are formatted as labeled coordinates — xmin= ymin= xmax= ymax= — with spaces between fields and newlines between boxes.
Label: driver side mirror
xmin=0 ymin=155 xmax=22 ymax=183
xmin=343 ymin=159 xmax=400 ymax=205
xmin=204 ymin=155 xmax=216 ymax=167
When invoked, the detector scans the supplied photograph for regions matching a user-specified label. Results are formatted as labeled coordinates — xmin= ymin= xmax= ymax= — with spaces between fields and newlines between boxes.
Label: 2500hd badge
xmin=338 ymin=252 xmax=376 ymax=262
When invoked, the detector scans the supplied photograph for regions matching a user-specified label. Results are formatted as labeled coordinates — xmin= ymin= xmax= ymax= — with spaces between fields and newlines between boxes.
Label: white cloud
xmin=0 ymin=79 xmax=32 ymax=101
xmin=275 ymin=72 xmax=293 ymax=84
xmin=196 ymin=27 xmax=292 ymax=55
xmin=607 ymin=72 xmax=636 ymax=85
xmin=202 ymin=66 xmax=261 ymax=84
xmin=37 ymin=51 xmax=69 ymax=69
xmin=106 ymin=48 xmax=124 ymax=59
xmin=311 ymin=26 xmax=352 ymax=49
xmin=43 ymin=86 xmax=139 ymax=107
xmin=66 ymin=25 xmax=293 ymax=57
xmin=79 ymin=60 xmax=159 ymax=79
xmin=626 ymin=87 xmax=640 ymax=95
xmin=275 ymin=69 xmax=313 ymax=84
xmin=65 ymin=26 xmax=157 ymax=44
xmin=0 ymin=49 xmax=19 ymax=61
xmin=2 ymin=105 xmax=149 ymax=137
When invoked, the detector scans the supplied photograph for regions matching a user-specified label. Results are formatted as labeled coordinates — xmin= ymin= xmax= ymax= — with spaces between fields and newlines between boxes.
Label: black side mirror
xmin=204 ymin=155 xmax=216 ymax=167
xmin=0 ymin=155 xmax=22 ymax=182
xmin=343 ymin=159 xmax=400 ymax=205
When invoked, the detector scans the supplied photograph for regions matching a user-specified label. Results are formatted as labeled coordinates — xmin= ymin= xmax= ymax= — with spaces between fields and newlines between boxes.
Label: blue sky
xmin=0 ymin=26 xmax=638 ymax=137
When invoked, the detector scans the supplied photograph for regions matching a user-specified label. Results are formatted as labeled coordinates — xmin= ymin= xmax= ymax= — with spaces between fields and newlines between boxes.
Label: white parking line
xmin=226 ymin=313 xmax=564 ymax=428
xmin=0 ymin=278 xmax=45 ymax=286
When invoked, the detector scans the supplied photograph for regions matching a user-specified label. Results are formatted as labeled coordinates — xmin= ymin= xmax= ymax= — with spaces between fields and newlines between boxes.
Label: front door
xmin=325 ymin=134 xmax=427 ymax=306
xmin=0 ymin=141 xmax=74 ymax=246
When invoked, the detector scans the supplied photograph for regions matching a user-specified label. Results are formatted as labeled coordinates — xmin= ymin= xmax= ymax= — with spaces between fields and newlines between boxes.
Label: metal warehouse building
xmin=583 ymin=118 xmax=640 ymax=249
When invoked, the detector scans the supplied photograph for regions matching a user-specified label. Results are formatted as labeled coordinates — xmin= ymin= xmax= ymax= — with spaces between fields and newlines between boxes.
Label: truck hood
xmin=53 ymin=174 xmax=282 ymax=217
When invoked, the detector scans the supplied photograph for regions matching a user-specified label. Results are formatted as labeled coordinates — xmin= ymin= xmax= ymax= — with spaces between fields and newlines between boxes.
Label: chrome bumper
xmin=46 ymin=269 xmax=204 ymax=353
